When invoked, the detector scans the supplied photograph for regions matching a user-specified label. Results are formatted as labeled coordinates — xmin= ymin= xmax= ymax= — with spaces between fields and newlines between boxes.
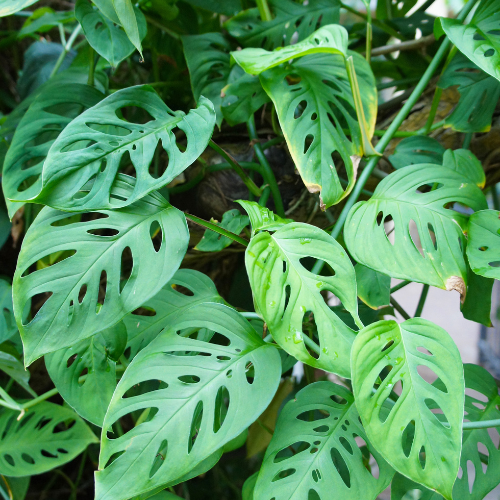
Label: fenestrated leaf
xmin=436 ymin=0 xmax=500 ymax=83
xmin=439 ymin=53 xmax=500 ymax=133
xmin=111 ymin=0 xmax=144 ymax=57
xmin=45 ymin=322 xmax=127 ymax=426
xmin=76 ymin=0 xmax=147 ymax=68
xmin=0 ymin=280 xmax=17 ymax=343
xmin=195 ymin=209 xmax=249 ymax=252
xmin=182 ymin=33 xmax=231 ymax=127
xmin=254 ymin=381 xmax=394 ymax=500
xmin=355 ymin=264 xmax=390 ymax=309
xmin=389 ymin=136 xmax=445 ymax=170
xmin=391 ymin=473 xmax=441 ymax=500
xmin=237 ymin=200 xmax=292 ymax=236
xmin=13 ymin=175 xmax=189 ymax=365
xmin=351 ymin=318 xmax=464 ymax=500
xmin=96 ymin=303 xmax=281 ymax=500
xmin=245 ymin=222 xmax=362 ymax=377
xmin=260 ymin=52 xmax=377 ymax=208
xmin=2 ymin=83 xmax=104 ymax=218
xmin=442 ymin=149 xmax=485 ymax=188
xmin=0 ymin=0 xmax=38 ymax=17
xmin=20 ymin=85 xmax=215 ymax=212
xmin=123 ymin=269 xmax=224 ymax=360
xmin=224 ymin=0 xmax=340 ymax=50
xmin=231 ymin=24 xmax=348 ymax=76
xmin=466 ymin=209 xmax=500 ymax=279
xmin=0 ymin=402 xmax=97 ymax=476
xmin=345 ymin=164 xmax=487 ymax=297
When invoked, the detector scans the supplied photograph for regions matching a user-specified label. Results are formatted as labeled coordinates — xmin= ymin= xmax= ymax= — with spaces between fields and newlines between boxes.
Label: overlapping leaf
xmin=442 ymin=149 xmax=485 ymax=188
xmin=237 ymin=200 xmax=292 ymax=235
xmin=96 ymin=303 xmax=281 ymax=500
xmin=111 ymin=0 xmax=144 ymax=57
xmin=345 ymin=164 xmax=487 ymax=296
xmin=254 ymin=381 xmax=394 ymax=500
xmin=355 ymin=264 xmax=390 ymax=309
xmin=389 ymin=136 xmax=445 ymax=170
xmin=0 ymin=280 xmax=17 ymax=343
xmin=13 ymin=175 xmax=189 ymax=364
xmin=351 ymin=319 xmax=464 ymax=500
xmin=0 ymin=0 xmax=39 ymax=17
xmin=0 ymin=402 xmax=97 ymax=476
xmin=245 ymin=222 xmax=361 ymax=377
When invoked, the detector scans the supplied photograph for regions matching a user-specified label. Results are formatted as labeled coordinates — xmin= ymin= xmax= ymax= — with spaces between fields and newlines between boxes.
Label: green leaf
xmin=442 ymin=149 xmax=485 ymax=188
xmin=237 ymin=200 xmax=292 ymax=236
xmin=19 ymin=9 xmax=75 ymax=37
xmin=92 ymin=0 xmax=121 ymax=24
xmin=224 ymin=0 xmax=340 ymax=50
xmin=243 ymin=472 xmax=258 ymax=500
xmin=182 ymin=33 xmax=231 ymax=127
xmin=345 ymin=164 xmax=487 ymax=297
xmin=461 ymin=265 xmax=493 ymax=327
xmin=0 ymin=476 xmax=30 ymax=500
xmin=376 ymin=0 xmax=417 ymax=20
xmin=254 ymin=381 xmax=394 ymax=500
xmin=0 ymin=207 xmax=11 ymax=250
xmin=231 ymin=24 xmax=348 ymax=76
xmin=123 ymin=269 xmax=224 ymax=360
xmin=391 ymin=472 xmax=441 ymax=500
xmin=245 ymin=222 xmax=361 ymax=377
xmin=0 ymin=402 xmax=97 ymax=476
xmin=351 ymin=318 xmax=464 ymax=500
xmin=0 ymin=280 xmax=17 ymax=344
xmin=0 ymin=350 xmax=34 ymax=396
xmin=0 ymin=0 xmax=38 ymax=17
xmin=13 ymin=175 xmax=189 ymax=365
xmin=111 ymin=0 xmax=144 ymax=58
xmin=195 ymin=209 xmax=249 ymax=252
xmin=45 ymin=322 xmax=127 ymax=426
xmin=183 ymin=0 xmax=241 ymax=15
xmin=96 ymin=302 xmax=281 ymax=500
xmin=355 ymin=264 xmax=391 ymax=309
xmin=260 ymin=52 xmax=377 ymax=208
xmin=2 ymin=83 xmax=104 ymax=218
xmin=389 ymin=136 xmax=445 ymax=170
xmin=436 ymin=0 xmax=500 ymax=83
xmin=23 ymin=85 xmax=215 ymax=211
xmin=439 ymin=53 xmax=500 ymax=133
xmin=76 ymin=0 xmax=147 ymax=68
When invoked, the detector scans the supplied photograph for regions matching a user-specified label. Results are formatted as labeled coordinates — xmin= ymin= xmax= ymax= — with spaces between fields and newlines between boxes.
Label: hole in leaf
xmin=116 ymin=106 xmax=155 ymax=124
xmin=131 ymin=307 xmax=156 ymax=316
xmin=465 ymin=388 xmax=488 ymax=403
xmin=419 ymin=445 xmax=426 ymax=469
xmin=313 ymin=425 xmax=329 ymax=432
xmin=417 ymin=346 xmax=433 ymax=356
xmin=297 ymin=410 xmax=329 ymax=422
xmin=272 ymin=468 xmax=296 ymax=482
xmin=104 ymin=450 xmax=125 ymax=468
xmin=409 ymin=220 xmax=425 ymax=258
xmin=484 ymin=49 xmax=495 ymax=57
xmin=41 ymin=450 xmax=58 ymax=458
xmin=339 ymin=437 xmax=353 ymax=455
xmin=122 ymin=380 xmax=166 ymax=398
xmin=4 ymin=454 xmax=14 ymax=466
xmin=213 ymin=385 xmax=230 ymax=433
xmin=304 ymin=134 xmax=314 ymax=154
xmin=86 ymin=122 xmax=132 ymax=136
xmin=376 ymin=211 xmax=383 ymax=226
xmin=330 ymin=448 xmax=350 ymax=487
xmin=489 ymin=261 xmax=500 ymax=267
xmin=245 ymin=361 xmax=255 ymax=384
xmin=120 ymin=246 xmax=133 ymax=293
xmin=424 ymin=398 xmax=449 ymax=426
xmin=21 ymin=453 xmax=35 ymax=464
xmin=468 ymin=460 xmax=476 ymax=493
xmin=402 ymin=420 xmax=415 ymax=457
xmin=427 ymin=223 xmax=437 ymax=250
xmin=188 ymin=401 xmax=203 ymax=453
xmin=149 ymin=439 xmax=168 ymax=478
xmin=331 ymin=394 xmax=347 ymax=405
xmin=150 ymin=220 xmax=162 ymax=252
xmin=78 ymin=284 xmax=87 ymax=304
xmin=178 ymin=375 xmax=200 ymax=384
xmin=417 ymin=365 xmax=447 ymax=392
xmin=172 ymin=284 xmax=194 ymax=296
xmin=294 ymin=100 xmax=307 ymax=119
xmin=87 ymin=228 xmax=119 ymax=237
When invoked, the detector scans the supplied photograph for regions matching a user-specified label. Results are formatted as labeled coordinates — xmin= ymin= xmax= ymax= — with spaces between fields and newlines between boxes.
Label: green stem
xmin=241 ymin=312 xmax=261 ymax=319
xmin=491 ymin=184 xmax=500 ymax=211
xmin=390 ymin=297 xmax=411 ymax=320
xmin=21 ymin=388 xmax=58 ymax=410
xmin=414 ymin=284 xmax=429 ymax=317
xmin=262 ymin=136 xmax=285 ymax=150
xmin=365 ymin=14 xmax=372 ymax=63
xmin=0 ymin=387 xmax=21 ymax=410
xmin=209 ymin=141 xmax=263 ymax=197
xmin=87 ymin=46 xmax=95 ymax=87
xmin=186 ymin=214 xmax=249 ymax=247
xmin=390 ymin=280 xmax=411 ymax=294
xmin=462 ymin=132 xmax=473 ymax=149
xmin=259 ymin=186 xmax=271 ymax=206
xmin=144 ymin=15 xmax=182 ymax=40
xmin=49 ymin=24 xmax=82 ymax=79
xmin=247 ymin=116 xmax=285 ymax=217
xmin=256 ymin=0 xmax=273 ymax=21
xmin=462 ymin=419 xmax=500 ymax=430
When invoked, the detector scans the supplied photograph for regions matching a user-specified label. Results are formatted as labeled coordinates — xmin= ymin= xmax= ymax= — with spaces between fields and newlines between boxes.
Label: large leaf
xmin=351 ymin=318 xmax=464 ymax=500
xmin=96 ymin=303 xmax=281 ymax=500
xmin=254 ymin=381 xmax=393 ymax=500
xmin=439 ymin=53 xmax=500 ymax=133
xmin=0 ymin=0 xmax=38 ymax=16
xmin=0 ymin=280 xmax=17 ymax=343
xmin=0 ymin=402 xmax=97 ymax=476
xmin=13 ymin=175 xmax=189 ymax=365
xmin=123 ymin=269 xmax=224 ymax=360
xmin=18 ymin=85 xmax=215 ymax=212
xmin=45 ymin=321 xmax=127 ymax=426
xmin=245 ymin=222 xmax=361 ymax=377
xmin=182 ymin=33 xmax=231 ymax=127
xmin=436 ymin=0 xmax=500 ymax=83
xmin=345 ymin=164 xmax=487 ymax=297
xmin=2 ymin=83 xmax=104 ymax=218
xmin=76 ymin=0 xmax=147 ymax=68
xmin=260 ymin=52 xmax=377 ymax=208
xmin=231 ymin=24 xmax=348 ymax=76
xmin=466 ymin=209 xmax=500 ymax=279
xmin=224 ymin=0 xmax=340 ymax=50
xmin=389 ymin=136 xmax=445 ymax=170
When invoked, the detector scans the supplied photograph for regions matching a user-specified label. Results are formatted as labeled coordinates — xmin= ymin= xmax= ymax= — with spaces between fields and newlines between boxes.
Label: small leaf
xmin=254 ymin=381 xmax=394 ymax=500
xmin=13 ymin=175 xmax=189 ymax=365
xmin=0 ymin=350 xmax=34 ymax=396
xmin=355 ymin=264 xmax=391 ymax=309
xmin=466 ymin=209 xmax=500 ymax=279
xmin=231 ymin=24 xmax=348 ymax=76
xmin=237 ymin=200 xmax=292 ymax=235
xmin=351 ymin=318 xmax=464 ymax=500
xmin=224 ymin=0 xmax=340 ymax=50
xmin=111 ymin=0 xmax=144 ymax=57
xmin=0 ymin=402 xmax=97 ymax=476
xmin=0 ymin=280 xmax=17 ymax=343
xmin=245 ymin=222 xmax=361 ymax=377
xmin=461 ymin=265 xmax=493 ymax=327
xmin=0 ymin=0 xmax=39 ymax=17
xmin=96 ymin=303 xmax=281 ymax=500
xmin=442 ymin=149 xmax=485 ymax=188
xmin=389 ymin=136 xmax=445 ymax=170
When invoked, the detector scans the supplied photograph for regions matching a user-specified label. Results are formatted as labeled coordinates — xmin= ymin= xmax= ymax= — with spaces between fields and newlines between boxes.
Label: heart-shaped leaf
xmin=231 ymin=24 xmax=348 ymax=75
xmin=259 ymin=52 xmax=377 ymax=208
xmin=0 ymin=280 xmax=17 ymax=343
xmin=355 ymin=264 xmax=391 ymax=309
xmin=345 ymin=164 xmax=487 ymax=296
xmin=20 ymin=85 xmax=215 ymax=212
xmin=224 ymin=0 xmax=340 ymax=50
xmin=0 ymin=402 xmax=97 ymax=476
xmin=442 ymin=149 xmax=485 ymax=188
xmin=389 ymin=137 xmax=445 ymax=170
xmin=351 ymin=318 xmax=464 ymax=500
xmin=254 ymin=381 xmax=394 ymax=500
xmin=45 ymin=321 xmax=127 ymax=426
xmin=466 ymin=209 xmax=500 ymax=279
xmin=245 ymin=222 xmax=361 ymax=377
xmin=2 ymin=83 xmax=103 ymax=218
xmin=95 ymin=302 xmax=281 ymax=500
xmin=123 ymin=269 xmax=224 ymax=360
xmin=13 ymin=175 xmax=189 ymax=365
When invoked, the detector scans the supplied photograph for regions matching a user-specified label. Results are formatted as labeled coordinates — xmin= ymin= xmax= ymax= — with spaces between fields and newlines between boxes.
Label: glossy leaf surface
xmin=111 ymin=0 xmax=144 ymax=57
xmin=355 ymin=264 xmax=391 ymax=309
